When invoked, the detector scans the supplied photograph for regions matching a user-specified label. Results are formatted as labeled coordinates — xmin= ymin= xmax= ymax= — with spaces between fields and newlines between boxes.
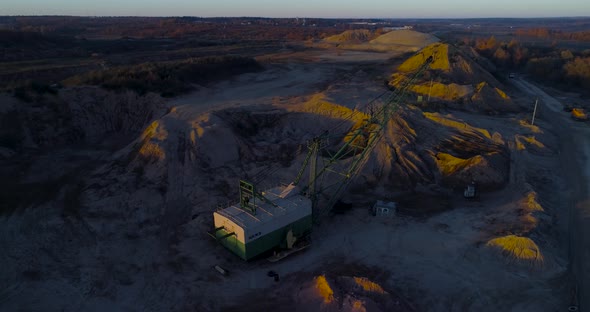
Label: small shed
xmin=372 ymin=200 xmax=396 ymax=217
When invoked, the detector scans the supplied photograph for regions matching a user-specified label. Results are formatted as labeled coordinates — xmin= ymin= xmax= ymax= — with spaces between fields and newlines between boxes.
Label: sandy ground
xmin=512 ymin=77 xmax=590 ymax=310
xmin=168 ymin=63 xmax=330 ymax=116
xmin=0 ymin=49 xmax=579 ymax=311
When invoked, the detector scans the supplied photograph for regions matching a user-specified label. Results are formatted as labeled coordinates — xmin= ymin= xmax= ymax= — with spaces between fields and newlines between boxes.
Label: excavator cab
xmin=464 ymin=181 xmax=478 ymax=199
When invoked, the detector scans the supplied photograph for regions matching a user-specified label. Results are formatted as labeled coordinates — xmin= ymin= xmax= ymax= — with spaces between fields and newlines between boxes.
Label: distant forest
xmin=3 ymin=16 xmax=590 ymax=94
xmin=462 ymin=35 xmax=590 ymax=90
xmin=515 ymin=28 xmax=590 ymax=42
xmin=64 ymin=56 xmax=263 ymax=97
xmin=0 ymin=16 xmax=373 ymax=40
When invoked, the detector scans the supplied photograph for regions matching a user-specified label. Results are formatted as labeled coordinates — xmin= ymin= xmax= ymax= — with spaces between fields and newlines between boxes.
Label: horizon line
xmin=2 ymin=15 xmax=590 ymax=20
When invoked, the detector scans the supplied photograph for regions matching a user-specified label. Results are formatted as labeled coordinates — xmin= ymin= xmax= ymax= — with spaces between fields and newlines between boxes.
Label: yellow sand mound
xmin=299 ymin=94 xmax=367 ymax=123
xmin=137 ymin=120 xmax=167 ymax=162
xmin=138 ymin=141 xmax=166 ymax=162
xmin=398 ymin=43 xmax=450 ymax=72
xmin=141 ymin=120 xmax=164 ymax=140
xmin=324 ymin=29 xmax=373 ymax=43
xmin=423 ymin=112 xmax=491 ymax=138
xmin=299 ymin=93 xmax=378 ymax=147
xmin=315 ymin=275 xmax=335 ymax=304
xmin=435 ymin=153 xmax=484 ymax=176
xmin=300 ymin=275 xmax=402 ymax=311
xmin=495 ymin=87 xmax=510 ymax=99
xmin=369 ymin=29 xmax=439 ymax=47
xmin=354 ymin=277 xmax=387 ymax=294
xmin=351 ymin=299 xmax=366 ymax=312
xmin=522 ymin=191 xmax=544 ymax=212
xmin=518 ymin=120 xmax=542 ymax=134
xmin=409 ymin=81 xmax=472 ymax=101
xmin=518 ymin=191 xmax=544 ymax=232
xmin=486 ymin=235 xmax=544 ymax=266
xmin=391 ymin=44 xmax=515 ymax=111
xmin=471 ymin=82 xmax=511 ymax=103
xmin=515 ymin=135 xmax=545 ymax=151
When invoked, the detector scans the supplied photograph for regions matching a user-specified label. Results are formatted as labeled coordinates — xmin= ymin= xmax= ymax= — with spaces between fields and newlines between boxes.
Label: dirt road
xmin=513 ymin=77 xmax=590 ymax=311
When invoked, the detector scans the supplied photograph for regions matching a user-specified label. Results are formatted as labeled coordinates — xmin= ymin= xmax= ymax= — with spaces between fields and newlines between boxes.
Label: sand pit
xmin=0 ymin=40 xmax=571 ymax=312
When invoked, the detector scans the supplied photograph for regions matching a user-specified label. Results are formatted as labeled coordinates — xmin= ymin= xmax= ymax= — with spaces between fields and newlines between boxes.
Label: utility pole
xmin=531 ymin=98 xmax=538 ymax=125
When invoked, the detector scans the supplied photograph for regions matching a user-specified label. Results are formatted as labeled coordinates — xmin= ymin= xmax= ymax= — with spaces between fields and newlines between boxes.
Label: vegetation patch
xmin=64 ymin=56 xmax=262 ymax=97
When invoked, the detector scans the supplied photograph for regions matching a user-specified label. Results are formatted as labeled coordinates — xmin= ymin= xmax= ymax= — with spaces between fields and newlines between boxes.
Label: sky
xmin=2 ymin=0 xmax=589 ymax=18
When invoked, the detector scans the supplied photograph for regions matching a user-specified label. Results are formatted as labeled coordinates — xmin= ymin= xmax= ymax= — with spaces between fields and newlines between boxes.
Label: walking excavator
xmin=212 ymin=53 xmax=436 ymax=261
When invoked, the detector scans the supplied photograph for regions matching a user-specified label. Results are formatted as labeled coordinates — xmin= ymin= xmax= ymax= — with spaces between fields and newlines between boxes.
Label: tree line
xmin=63 ymin=56 xmax=263 ymax=97
xmin=515 ymin=28 xmax=590 ymax=42
xmin=463 ymin=36 xmax=590 ymax=90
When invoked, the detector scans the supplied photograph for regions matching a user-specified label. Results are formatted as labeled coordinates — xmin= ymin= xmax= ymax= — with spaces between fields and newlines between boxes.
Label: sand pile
xmin=369 ymin=29 xmax=439 ymax=48
xmin=297 ymin=93 xmax=367 ymax=124
xmin=124 ymin=95 xmax=383 ymax=201
xmin=389 ymin=43 xmax=515 ymax=112
xmin=292 ymin=93 xmax=381 ymax=149
xmin=518 ymin=119 xmax=542 ymax=134
xmin=324 ymin=29 xmax=374 ymax=44
xmin=522 ymin=191 xmax=544 ymax=213
xmin=124 ymin=109 xmax=243 ymax=188
xmin=320 ymin=29 xmax=439 ymax=52
xmin=295 ymin=274 xmax=407 ymax=312
xmin=360 ymin=113 xmax=435 ymax=189
xmin=486 ymin=235 xmax=545 ymax=269
xmin=357 ymin=107 xmax=509 ymax=190
xmin=422 ymin=112 xmax=493 ymax=139
xmin=423 ymin=112 xmax=508 ymax=189
xmin=434 ymin=152 xmax=505 ymax=187
xmin=315 ymin=275 xmax=335 ymax=304
xmin=408 ymin=81 xmax=473 ymax=101
xmin=515 ymin=135 xmax=545 ymax=152
xmin=136 ymin=120 xmax=167 ymax=163
xmin=123 ymin=93 xmax=507 ymax=202
xmin=516 ymin=189 xmax=550 ymax=234
xmin=470 ymin=82 xmax=512 ymax=111
xmin=397 ymin=43 xmax=450 ymax=72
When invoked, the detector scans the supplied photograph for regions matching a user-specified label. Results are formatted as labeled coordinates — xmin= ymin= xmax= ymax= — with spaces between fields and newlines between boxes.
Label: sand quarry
xmin=0 ymin=30 xmax=580 ymax=311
